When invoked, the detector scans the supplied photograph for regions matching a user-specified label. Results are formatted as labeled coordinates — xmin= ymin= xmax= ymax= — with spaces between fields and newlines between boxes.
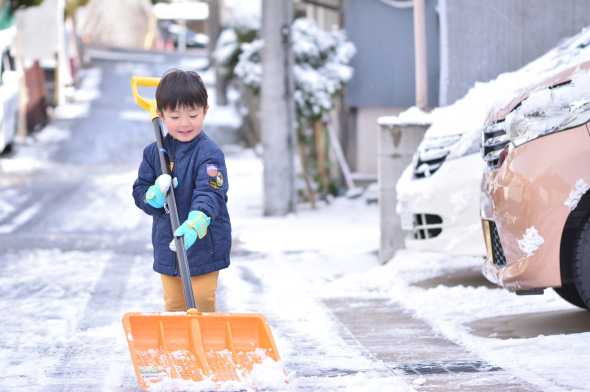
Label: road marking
xmin=0 ymin=202 xmax=41 ymax=233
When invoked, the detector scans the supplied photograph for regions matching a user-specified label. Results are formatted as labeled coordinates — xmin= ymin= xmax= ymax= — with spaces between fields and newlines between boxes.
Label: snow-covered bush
xmin=212 ymin=0 xmax=260 ymax=81
xmin=234 ymin=18 xmax=356 ymax=128
xmin=213 ymin=29 xmax=240 ymax=80
xmin=234 ymin=18 xmax=356 ymax=200
xmin=291 ymin=19 xmax=356 ymax=127
xmin=233 ymin=39 xmax=264 ymax=93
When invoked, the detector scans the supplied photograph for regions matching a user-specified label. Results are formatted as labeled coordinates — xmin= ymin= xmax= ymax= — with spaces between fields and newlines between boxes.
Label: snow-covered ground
xmin=224 ymin=149 xmax=590 ymax=392
xmin=1 ymin=55 xmax=590 ymax=392
xmin=2 ymin=129 xmax=588 ymax=390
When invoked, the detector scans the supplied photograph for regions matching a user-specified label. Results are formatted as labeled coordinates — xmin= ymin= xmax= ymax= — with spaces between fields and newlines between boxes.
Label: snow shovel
xmin=123 ymin=76 xmax=284 ymax=390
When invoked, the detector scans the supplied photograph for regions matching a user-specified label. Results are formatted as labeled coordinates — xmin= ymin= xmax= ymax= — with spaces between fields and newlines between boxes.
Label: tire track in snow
xmin=0 ymin=202 xmax=42 ymax=234
xmin=46 ymin=253 xmax=135 ymax=391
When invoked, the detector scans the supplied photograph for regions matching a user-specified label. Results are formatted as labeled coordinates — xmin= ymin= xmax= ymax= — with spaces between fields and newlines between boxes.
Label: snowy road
xmin=1 ymin=49 xmax=590 ymax=391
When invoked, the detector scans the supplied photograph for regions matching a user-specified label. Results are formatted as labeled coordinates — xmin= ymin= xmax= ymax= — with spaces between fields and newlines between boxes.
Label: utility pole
xmin=206 ymin=0 xmax=220 ymax=59
xmin=260 ymin=0 xmax=295 ymax=216
xmin=207 ymin=0 xmax=227 ymax=104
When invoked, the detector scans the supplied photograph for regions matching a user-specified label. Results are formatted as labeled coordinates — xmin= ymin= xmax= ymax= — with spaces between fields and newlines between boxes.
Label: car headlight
xmin=507 ymin=99 xmax=590 ymax=147
xmin=446 ymin=127 xmax=481 ymax=160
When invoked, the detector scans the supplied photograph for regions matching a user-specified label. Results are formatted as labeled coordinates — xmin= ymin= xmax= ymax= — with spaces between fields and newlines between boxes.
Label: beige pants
xmin=160 ymin=270 xmax=219 ymax=312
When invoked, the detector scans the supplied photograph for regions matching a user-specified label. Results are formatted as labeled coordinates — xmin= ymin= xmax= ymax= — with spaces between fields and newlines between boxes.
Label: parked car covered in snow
xmin=481 ymin=59 xmax=590 ymax=309
xmin=397 ymin=27 xmax=590 ymax=261
xmin=0 ymin=29 xmax=20 ymax=153
xmin=396 ymin=105 xmax=486 ymax=257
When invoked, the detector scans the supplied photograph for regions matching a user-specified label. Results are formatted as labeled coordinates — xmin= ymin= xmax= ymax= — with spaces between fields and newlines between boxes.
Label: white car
xmin=0 ymin=31 xmax=20 ymax=153
xmin=396 ymin=110 xmax=486 ymax=257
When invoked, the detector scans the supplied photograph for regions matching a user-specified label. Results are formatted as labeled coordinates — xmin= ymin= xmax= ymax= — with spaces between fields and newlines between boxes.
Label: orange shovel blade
xmin=122 ymin=312 xmax=283 ymax=390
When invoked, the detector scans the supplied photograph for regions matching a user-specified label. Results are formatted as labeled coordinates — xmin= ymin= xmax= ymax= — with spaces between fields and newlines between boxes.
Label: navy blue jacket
xmin=132 ymin=131 xmax=231 ymax=277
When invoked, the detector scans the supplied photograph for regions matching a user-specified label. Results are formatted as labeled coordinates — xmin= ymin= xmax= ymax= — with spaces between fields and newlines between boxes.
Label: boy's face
xmin=157 ymin=105 xmax=209 ymax=143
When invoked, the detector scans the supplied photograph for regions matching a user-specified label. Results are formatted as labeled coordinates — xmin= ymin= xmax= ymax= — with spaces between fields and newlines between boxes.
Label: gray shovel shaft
xmin=152 ymin=118 xmax=196 ymax=310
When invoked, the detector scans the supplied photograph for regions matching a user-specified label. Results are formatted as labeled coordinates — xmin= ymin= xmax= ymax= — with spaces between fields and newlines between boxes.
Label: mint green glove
xmin=145 ymin=174 xmax=171 ymax=208
xmin=146 ymin=175 xmax=178 ymax=208
xmin=170 ymin=211 xmax=211 ymax=251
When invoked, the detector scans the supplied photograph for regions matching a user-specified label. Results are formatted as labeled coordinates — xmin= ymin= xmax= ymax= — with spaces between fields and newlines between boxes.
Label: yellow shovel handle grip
xmin=131 ymin=76 xmax=160 ymax=121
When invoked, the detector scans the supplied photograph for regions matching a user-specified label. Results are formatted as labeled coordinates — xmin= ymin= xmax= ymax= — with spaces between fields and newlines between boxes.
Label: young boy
xmin=132 ymin=69 xmax=231 ymax=312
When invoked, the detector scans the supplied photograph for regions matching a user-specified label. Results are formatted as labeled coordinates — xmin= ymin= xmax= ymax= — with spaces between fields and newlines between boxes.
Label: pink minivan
xmin=481 ymin=61 xmax=590 ymax=309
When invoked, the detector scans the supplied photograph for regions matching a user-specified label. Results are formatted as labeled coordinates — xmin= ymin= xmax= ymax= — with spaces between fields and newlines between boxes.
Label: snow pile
xmin=517 ymin=226 xmax=545 ymax=257
xmin=378 ymin=106 xmax=433 ymax=126
xmin=230 ymin=357 xmax=289 ymax=391
xmin=565 ymin=178 xmax=590 ymax=211
xmin=146 ymin=348 xmax=290 ymax=392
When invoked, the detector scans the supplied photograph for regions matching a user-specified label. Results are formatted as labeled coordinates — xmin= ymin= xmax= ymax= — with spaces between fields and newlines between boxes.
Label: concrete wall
xmin=439 ymin=0 xmax=590 ymax=105
xmin=355 ymin=106 xmax=405 ymax=175
xmin=378 ymin=122 xmax=429 ymax=263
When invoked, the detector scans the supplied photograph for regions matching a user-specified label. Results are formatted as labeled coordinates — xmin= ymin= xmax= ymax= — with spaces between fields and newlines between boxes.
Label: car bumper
xmin=480 ymin=124 xmax=590 ymax=291
xmin=396 ymin=153 xmax=486 ymax=256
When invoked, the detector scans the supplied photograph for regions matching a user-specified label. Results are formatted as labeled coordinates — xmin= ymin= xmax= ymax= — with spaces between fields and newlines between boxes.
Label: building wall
xmin=81 ymin=0 xmax=152 ymax=49
xmin=305 ymin=0 xmax=340 ymax=30
xmin=344 ymin=0 xmax=440 ymax=108
xmin=343 ymin=0 xmax=439 ymax=175
xmin=16 ymin=0 xmax=59 ymax=67
xmin=440 ymin=0 xmax=590 ymax=105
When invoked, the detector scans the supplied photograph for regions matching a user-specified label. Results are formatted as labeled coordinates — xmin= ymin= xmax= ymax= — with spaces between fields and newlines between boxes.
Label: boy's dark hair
xmin=156 ymin=69 xmax=208 ymax=113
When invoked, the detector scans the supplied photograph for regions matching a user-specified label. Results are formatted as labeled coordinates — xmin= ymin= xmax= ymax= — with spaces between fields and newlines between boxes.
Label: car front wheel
xmin=553 ymin=284 xmax=587 ymax=309
xmin=572 ymin=214 xmax=590 ymax=309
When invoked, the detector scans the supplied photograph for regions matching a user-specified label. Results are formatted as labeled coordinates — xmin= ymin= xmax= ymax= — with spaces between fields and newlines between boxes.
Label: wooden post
xmin=298 ymin=142 xmax=316 ymax=209
xmin=315 ymin=121 xmax=329 ymax=199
